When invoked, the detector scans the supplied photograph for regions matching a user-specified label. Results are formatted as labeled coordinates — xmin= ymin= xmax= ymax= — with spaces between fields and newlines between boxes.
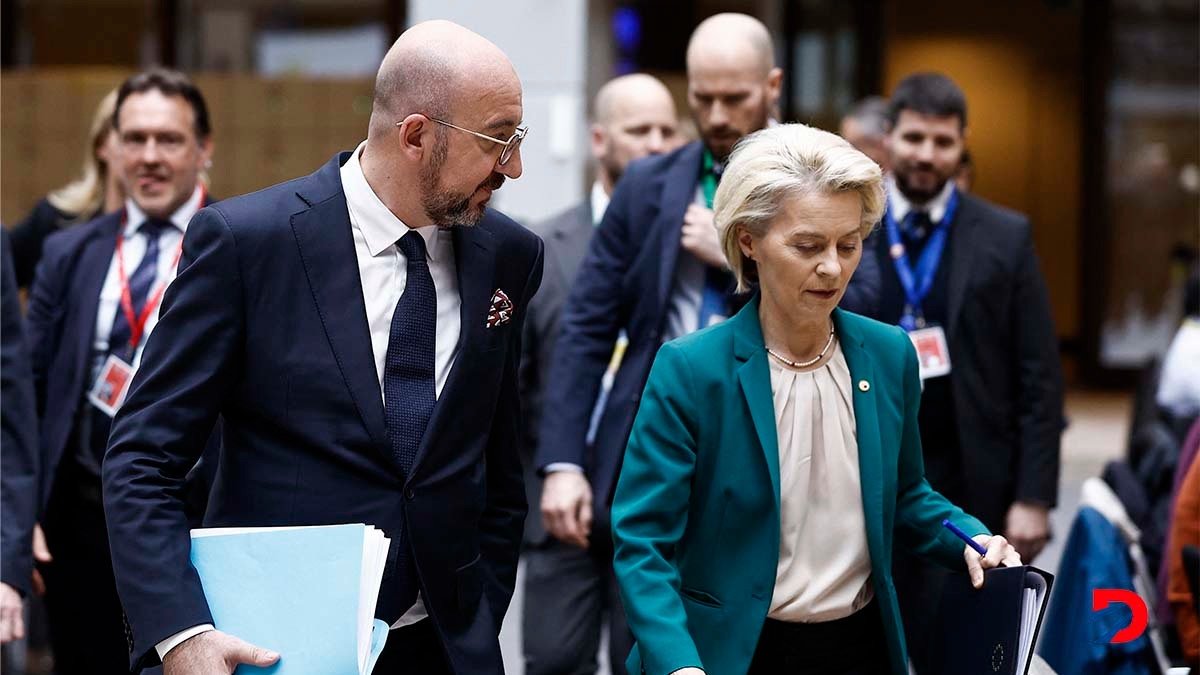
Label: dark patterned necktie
xmin=383 ymin=230 xmax=437 ymax=612
xmin=108 ymin=218 xmax=171 ymax=359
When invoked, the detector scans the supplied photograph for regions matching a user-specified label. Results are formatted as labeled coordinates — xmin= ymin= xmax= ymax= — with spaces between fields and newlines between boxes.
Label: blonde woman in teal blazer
xmin=611 ymin=124 xmax=1021 ymax=675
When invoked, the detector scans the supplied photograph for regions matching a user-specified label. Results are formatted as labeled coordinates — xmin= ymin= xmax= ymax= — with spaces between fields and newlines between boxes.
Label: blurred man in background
xmin=839 ymin=95 xmax=891 ymax=171
xmin=24 ymin=68 xmax=215 ymax=674
xmin=535 ymin=16 xmax=780 ymax=673
xmin=520 ymin=72 xmax=680 ymax=675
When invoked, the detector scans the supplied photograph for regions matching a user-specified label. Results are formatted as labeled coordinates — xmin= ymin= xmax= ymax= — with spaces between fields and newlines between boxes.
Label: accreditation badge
xmin=908 ymin=325 xmax=952 ymax=381
xmin=88 ymin=354 xmax=135 ymax=417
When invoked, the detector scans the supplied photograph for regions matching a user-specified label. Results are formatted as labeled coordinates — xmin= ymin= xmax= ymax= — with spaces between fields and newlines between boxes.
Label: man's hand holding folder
xmin=164 ymin=629 xmax=279 ymax=675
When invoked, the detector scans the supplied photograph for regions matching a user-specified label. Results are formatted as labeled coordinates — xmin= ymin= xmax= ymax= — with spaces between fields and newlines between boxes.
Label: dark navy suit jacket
xmin=102 ymin=153 xmax=543 ymax=673
xmin=535 ymin=142 xmax=746 ymax=518
xmin=25 ymin=196 xmax=216 ymax=510
xmin=1 ymin=229 xmax=39 ymax=596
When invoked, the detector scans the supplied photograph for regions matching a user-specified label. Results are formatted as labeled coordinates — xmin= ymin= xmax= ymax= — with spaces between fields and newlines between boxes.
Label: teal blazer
xmin=611 ymin=296 xmax=989 ymax=675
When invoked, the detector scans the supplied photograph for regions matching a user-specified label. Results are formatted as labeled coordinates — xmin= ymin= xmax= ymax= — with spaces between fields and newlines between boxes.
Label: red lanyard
xmin=113 ymin=187 xmax=203 ymax=354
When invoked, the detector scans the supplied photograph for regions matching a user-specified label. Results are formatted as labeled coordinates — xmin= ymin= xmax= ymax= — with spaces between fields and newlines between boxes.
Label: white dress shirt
xmin=662 ymin=184 xmax=715 ymax=341
xmin=92 ymin=185 xmax=203 ymax=378
xmin=157 ymin=143 xmax=460 ymax=659
xmin=885 ymin=173 xmax=955 ymax=224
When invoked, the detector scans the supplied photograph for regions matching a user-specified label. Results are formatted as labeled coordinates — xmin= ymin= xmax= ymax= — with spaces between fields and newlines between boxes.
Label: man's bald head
xmin=686 ymin=13 xmax=775 ymax=77
xmin=684 ymin=13 xmax=782 ymax=160
xmin=369 ymin=20 xmax=519 ymax=139
xmin=360 ymin=19 xmax=525 ymax=231
xmin=591 ymin=73 xmax=680 ymax=193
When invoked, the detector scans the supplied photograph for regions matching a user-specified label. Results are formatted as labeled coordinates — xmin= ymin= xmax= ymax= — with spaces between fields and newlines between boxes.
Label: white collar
xmin=341 ymin=141 xmax=441 ymax=260
xmin=123 ymin=183 xmax=204 ymax=237
xmin=590 ymin=182 xmax=610 ymax=227
xmin=885 ymin=174 xmax=956 ymax=224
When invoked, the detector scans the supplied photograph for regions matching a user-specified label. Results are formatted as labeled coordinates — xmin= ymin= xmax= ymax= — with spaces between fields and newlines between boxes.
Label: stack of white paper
xmin=190 ymin=524 xmax=392 ymax=674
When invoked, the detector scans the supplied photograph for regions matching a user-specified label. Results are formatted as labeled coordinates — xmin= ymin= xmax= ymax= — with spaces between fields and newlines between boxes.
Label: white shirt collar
xmin=123 ymin=183 xmax=204 ymax=237
xmin=590 ymin=182 xmax=610 ymax=227
xmin=885 ymin=174 xmax=956 ymax=224
xmin=341 ymin=140 xmax=441 ymax=260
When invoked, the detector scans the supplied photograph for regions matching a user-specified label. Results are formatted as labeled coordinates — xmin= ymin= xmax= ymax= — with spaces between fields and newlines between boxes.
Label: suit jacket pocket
xmin=680 ymin=586 xmax=723 ymax=609
xmin=455 ymin=553 xmax=483 ymax=615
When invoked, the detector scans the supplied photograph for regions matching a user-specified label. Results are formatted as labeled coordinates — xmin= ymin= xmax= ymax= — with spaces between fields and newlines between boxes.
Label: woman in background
xmin=10 ymin=88 xmax=124 ymax=288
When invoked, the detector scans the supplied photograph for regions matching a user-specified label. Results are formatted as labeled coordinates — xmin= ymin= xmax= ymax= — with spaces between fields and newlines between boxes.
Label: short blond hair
xmin=713 ymin=123 xmax=885 ymax=292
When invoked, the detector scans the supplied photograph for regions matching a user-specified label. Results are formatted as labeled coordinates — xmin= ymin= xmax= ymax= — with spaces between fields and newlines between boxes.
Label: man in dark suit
xmin=846 ymin=72 xmax=1063 ymax=672
xmin=102 ymin=21 xmax=541 ymax=675
xmin=520 ymin=73 xmax=679 ymax=675
xmin=23 ymin=68 xmax=216 ymax=674
xmin=1 ymin=229 xmax=39 ymax=645
xmin=535 ymin=15 xmax=780 ymax=649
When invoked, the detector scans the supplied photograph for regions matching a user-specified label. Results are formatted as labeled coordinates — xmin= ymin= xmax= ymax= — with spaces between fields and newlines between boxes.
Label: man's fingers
xmin=30 ymin=569 xmax=45 ymax=596
xmin=32 ymin=524 xmax=51 ymax=563
xmin=228 ymin=637 xmax=279 ymax=667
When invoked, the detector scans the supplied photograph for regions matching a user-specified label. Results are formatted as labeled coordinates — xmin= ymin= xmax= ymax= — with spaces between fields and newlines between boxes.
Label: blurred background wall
xmin=1 ymin=0 xmax=1196 ymax=386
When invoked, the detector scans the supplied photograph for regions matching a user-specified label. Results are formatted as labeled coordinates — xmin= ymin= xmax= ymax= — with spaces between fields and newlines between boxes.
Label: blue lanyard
xmin=883 ymin=188 xmax=959 ymax=331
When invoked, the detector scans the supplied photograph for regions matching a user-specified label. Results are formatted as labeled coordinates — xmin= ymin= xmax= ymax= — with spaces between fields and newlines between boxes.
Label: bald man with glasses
xmin=102 ymin=21 xmax=542 ymax=675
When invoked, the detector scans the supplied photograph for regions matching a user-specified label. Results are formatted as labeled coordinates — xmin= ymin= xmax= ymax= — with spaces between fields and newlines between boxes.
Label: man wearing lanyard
xmin=535 ymin=16 xmax=782 ymax=631
xmin=847 ymin=72 xmax=1063 ymax=674
xmin=24 ymin=68 xmax=214 ymax=675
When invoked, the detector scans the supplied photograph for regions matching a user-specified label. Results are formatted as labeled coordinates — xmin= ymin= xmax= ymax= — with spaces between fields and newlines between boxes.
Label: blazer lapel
xmin=408 ymin=222 xmax=496 ymax=478
xmin=944 ymin=197 xmax=978 ymax=339
xmin=289 ymin=159 xmax=390 ymax=455
xmin=833 ymin=309 xmax=885 ymax=566
xmin=70 ymin=214 xmax=123 ymax=377
xmin=655 ymin=143 xmax=704 ymax=308
xmin=731 ymin=297 xmax=781 ymax=510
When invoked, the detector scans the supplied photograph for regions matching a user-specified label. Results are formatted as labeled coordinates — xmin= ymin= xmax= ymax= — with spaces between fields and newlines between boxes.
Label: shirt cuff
xmin=544 ymin=462 xmax=584 ymax=474
xmin=156 ymin=623 xmax=215 ymax=660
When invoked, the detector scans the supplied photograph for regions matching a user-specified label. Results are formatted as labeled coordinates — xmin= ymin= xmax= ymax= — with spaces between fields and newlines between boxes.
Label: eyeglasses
xmin=398 ymin=117 xmax=528 ymax=166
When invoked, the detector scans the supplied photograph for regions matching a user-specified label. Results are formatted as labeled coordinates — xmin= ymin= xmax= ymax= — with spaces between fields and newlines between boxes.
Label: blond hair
xmin=713 ymin=123 xmax=885 ymax=292
xmin=47 ymin=89 xmax=119 ymax=218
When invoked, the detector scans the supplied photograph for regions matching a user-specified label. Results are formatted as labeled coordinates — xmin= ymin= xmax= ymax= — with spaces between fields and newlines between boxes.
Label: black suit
xmin=102 ymin=154 xmax=543 ymax=673
xmin=519 ymin=199 xmax=633 ymax=675
xmin=848 ymin=189 xmax=1064 ymax=673
xmin=1 ymin=229 xmax=39 ymax=598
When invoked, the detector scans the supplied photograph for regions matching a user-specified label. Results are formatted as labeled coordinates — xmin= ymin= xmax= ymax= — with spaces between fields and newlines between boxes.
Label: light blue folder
xmin=190 ymin=524 xmax=390 ymax=674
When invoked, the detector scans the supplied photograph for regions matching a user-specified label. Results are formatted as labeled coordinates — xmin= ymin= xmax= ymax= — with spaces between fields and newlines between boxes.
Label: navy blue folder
xmin=928 ymin=565 xmax=1054 ymax=675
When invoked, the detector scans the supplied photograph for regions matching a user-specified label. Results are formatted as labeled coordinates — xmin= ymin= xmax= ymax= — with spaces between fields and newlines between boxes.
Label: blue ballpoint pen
xmin=942 ymin=519 xmax=989 ymax=556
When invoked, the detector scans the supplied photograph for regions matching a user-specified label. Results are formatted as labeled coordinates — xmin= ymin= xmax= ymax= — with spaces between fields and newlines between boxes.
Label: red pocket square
xmin=487 ymin=289 xmax=514 ymax=328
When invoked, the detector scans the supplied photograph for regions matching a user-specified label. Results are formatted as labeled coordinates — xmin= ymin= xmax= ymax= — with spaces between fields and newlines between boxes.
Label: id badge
xmin=908 ymin=326 xmax=952 ymax=380
xmin=88 ymin=354 xmax=134 ymax=417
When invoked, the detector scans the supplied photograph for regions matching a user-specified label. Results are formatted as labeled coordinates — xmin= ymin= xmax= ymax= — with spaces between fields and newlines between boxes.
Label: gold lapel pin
xmin=858 ymin=380 xmax=870 ymax=392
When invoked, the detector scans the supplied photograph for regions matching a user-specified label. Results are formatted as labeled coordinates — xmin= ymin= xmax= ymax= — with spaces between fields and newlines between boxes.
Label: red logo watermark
xmin=1092 ymin=589 xmax=1149 ymax=643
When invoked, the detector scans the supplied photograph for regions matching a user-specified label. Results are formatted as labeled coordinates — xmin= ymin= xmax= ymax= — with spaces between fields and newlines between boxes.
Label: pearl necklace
xmin=766 ymin=324 xmax=836 ymax=369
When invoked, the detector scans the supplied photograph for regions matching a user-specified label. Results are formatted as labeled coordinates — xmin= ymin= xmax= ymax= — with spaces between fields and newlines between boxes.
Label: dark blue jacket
xmin=0 ymin=229 xmax=39 ymax=596
xmin=101 ymin=154 xmax=544 ymax=672
xmin=535 ymin=142 xmax=746 ymax=516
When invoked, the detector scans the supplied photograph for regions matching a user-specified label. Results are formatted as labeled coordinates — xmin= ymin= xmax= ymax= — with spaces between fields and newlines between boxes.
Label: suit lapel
xmin=731 ymin=297 xmax=781 ymax=510
xmin=833 ymin=309 xmax=885 ymax=566
xmin=289 ymin=159 xmax=390 ymax=455
xmin=944 ymin=197 xmax=978 ymax=338
xmin=655 ymin=143 xmax=704 ymax=308
xmin=408 ymin=222 xmax=496 ymax=477
xmin=70 ymin=214 xmax=122 ymax=377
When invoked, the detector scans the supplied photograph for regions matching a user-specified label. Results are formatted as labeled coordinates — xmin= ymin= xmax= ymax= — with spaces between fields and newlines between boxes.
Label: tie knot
xmin=139 ymin=218 xmax=173 ymax=239
xmin=397 ymin=230 xmax=428 ymax=264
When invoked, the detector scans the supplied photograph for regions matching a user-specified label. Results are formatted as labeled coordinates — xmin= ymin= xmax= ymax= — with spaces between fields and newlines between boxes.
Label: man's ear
xmin=396 ymin=114 xmax=433 ymax=161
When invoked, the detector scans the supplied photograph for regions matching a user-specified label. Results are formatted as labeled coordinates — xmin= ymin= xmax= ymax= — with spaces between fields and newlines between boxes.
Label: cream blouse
xmin=766 ymin=341 xmax=874 ymax=622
